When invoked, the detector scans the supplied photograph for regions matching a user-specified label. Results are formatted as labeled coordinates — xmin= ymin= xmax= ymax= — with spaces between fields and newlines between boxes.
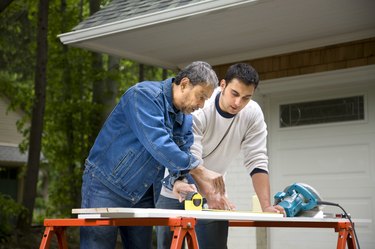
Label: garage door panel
xmin=270 ymin=228 xmax=337 ymax=249
xmin=278 ymin=143 xmax=370 ymax=176
xmin=266 ymin=71 xmax=375 ymax=249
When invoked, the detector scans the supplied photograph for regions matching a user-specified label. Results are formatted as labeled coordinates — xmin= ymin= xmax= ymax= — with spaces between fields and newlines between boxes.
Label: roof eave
xmin=58 ymin=0 xmax=259 ymax=45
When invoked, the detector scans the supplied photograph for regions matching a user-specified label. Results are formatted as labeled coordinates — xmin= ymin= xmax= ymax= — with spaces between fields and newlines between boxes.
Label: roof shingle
xmin=74 ymin=0 xmax=205 ymax=30
xmin=0 ymin=145 xmax=27 ymax=164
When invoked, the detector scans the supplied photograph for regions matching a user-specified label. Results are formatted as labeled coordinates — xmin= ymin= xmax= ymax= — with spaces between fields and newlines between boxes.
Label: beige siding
xmin=0 ymin=97 xmax=24 ymax=145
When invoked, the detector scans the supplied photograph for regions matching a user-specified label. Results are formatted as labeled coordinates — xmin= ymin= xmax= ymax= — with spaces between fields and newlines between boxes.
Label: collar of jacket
xmin=163 ymin=78 xmax=184 ymax=125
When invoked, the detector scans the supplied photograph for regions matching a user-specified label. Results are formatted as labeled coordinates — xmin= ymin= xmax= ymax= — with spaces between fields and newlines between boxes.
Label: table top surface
xmin=71 ymin=207 xmax=349 ymax=223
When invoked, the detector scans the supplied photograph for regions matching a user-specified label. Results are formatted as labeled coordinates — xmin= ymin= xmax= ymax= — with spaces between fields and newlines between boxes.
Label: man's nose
xmin=234 ymin=97 xmax=242 ymax=107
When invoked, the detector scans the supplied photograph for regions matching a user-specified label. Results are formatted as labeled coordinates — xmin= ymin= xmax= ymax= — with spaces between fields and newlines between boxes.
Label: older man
xmin=80 ymin=61 xmax=223 ymax=249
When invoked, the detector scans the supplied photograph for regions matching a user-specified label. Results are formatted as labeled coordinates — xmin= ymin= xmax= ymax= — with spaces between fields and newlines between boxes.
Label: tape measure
xmin=184 ymin=192 xmax=204 ymax=210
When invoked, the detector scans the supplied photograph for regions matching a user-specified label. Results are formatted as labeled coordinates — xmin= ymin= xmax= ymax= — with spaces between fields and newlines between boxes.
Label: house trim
xmin=58 ymin=0 xmax=258 ymax=45
xmin=257 ymin=64 xmax=375 ymax=96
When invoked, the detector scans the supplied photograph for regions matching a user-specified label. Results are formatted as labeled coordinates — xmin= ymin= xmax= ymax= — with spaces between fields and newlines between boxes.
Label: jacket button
xmin=144 ymin=183 xmax=148 ymax=188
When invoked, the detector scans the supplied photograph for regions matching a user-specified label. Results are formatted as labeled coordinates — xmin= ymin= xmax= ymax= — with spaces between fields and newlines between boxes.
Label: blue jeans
xmin=80 ymin=169 xmax=154 ymax=249
xmin=155 ymin=195 xmax=228 ymax=249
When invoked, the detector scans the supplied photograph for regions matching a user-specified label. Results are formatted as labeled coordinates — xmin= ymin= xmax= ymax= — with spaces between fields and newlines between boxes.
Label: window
xmin=0 ymin=166 xmax=19 ymax=200
xmin=280 ymin=96 xmax=364 ymax=128
xmin=0 ymin=167 xmax=18 ymax=179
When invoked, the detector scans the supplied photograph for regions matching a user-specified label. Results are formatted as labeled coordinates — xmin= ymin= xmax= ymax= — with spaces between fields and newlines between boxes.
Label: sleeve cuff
xmin=162 ymin=154 xmax=199 ymax=191
xmin=250 ymin=168 xmax=268 ymax=177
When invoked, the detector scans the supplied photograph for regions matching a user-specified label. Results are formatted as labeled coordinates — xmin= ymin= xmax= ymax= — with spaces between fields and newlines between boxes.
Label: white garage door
xmin=263 ymin=66 xmax=375 ymax=249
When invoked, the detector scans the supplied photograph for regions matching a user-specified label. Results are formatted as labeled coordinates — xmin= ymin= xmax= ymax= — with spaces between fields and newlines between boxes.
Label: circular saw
xmin=274 ymin=183 xmax=322 ymax=217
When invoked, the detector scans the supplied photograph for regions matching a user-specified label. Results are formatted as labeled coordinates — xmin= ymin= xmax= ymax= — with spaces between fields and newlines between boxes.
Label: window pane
xmin=280 ymin=96 xmax=364 ymax=128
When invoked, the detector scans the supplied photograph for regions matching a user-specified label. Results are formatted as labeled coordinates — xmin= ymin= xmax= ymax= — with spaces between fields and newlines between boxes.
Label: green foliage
xmin=1 ymin=0 xmax=175 ymax=227
xmin=0 ymin=194 xmax=28 ymax=243
xmin=0 ymin=0 xmax=37 ymax=79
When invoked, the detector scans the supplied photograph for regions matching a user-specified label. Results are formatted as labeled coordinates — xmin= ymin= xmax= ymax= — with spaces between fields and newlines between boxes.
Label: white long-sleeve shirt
xmin=160 ymin=87 xmax=269 ymax=198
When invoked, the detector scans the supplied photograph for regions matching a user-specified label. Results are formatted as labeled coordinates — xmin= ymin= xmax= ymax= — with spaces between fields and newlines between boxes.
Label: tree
xmin=20 ymin=0 xmax=50 ymax=227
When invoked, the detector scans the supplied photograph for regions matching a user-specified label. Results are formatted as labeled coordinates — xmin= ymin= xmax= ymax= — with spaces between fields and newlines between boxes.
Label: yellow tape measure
xmin=184 ymin=192 xmax=204 ymax=210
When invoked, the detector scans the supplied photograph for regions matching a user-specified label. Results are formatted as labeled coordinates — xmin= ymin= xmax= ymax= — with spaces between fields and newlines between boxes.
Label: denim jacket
xmin=85 ymin=78 xmax=199 ymax=204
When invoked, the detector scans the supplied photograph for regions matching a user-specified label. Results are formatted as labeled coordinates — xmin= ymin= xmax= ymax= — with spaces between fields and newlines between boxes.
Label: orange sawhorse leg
xmin=170 ymin=218 xmax=199 ymax=249
xmin=336 ymin=222 xmax=357 ymax=249
xmin=39 ymin=226 xmax=68 ymax=249
xmin=229 ymin=220 xmax=357 ymax=249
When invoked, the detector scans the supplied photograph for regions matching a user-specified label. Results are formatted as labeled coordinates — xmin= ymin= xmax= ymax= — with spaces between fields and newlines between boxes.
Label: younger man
xmin=156 ymin=63 xmax=284 ymax=249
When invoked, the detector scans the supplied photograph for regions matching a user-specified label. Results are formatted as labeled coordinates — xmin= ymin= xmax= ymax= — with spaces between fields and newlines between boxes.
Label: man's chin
xmin=183 ymin=107 xmax=198 ymax=114
xmin=227 ymin=109 xmax=239 ymax=115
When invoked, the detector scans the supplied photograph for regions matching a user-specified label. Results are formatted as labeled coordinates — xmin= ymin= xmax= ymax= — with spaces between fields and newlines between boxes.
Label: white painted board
xmin=71 ymin=207 xmax=349 ymax=224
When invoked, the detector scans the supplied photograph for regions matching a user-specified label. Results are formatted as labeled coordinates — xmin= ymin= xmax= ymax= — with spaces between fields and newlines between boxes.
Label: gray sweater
xmin=160 ymin=88 xmax=269 ymax=199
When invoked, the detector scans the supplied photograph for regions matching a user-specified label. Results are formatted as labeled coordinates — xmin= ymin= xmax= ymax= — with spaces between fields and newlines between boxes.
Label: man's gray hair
xmin=175 ymin=61 xmax=218 ymax=88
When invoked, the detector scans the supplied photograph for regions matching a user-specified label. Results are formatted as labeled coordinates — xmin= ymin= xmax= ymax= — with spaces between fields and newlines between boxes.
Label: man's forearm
xmin=189 ymin=164 xmax=204 ymax=177
xmin=251 ymin=172 xmax=272 ymax=210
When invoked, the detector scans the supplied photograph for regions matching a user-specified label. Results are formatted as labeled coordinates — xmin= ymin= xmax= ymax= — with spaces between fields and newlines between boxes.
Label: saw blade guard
xmin=287 ymin=183 xmax=321 ymax=210
xmin=274 ymin=183 xmax=322 ymax=217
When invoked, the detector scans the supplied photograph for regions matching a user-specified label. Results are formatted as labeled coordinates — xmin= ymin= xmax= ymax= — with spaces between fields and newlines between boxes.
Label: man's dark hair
xmin=224 ymin=63 xmax=259 ymax=89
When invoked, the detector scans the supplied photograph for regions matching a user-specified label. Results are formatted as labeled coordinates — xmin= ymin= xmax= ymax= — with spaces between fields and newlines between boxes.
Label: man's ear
xmin=180 ymin=77 xmax=190 ymax=90
xmin=180 ymin=77 xmax=189 ymax=89
xmin=220 ymin=79 xmax=227 ymax=90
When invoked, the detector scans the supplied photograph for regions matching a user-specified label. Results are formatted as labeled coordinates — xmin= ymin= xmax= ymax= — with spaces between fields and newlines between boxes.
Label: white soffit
xmin=59 ymin=0 xmax=259 ymax=44
xmin=58 ymin=0 xmax=375 ymax=69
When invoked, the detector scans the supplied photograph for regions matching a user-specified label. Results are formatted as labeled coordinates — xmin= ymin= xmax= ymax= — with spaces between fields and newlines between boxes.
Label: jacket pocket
xmin=117 ymin=155 xmax=155 ymax=190
xmin=112 ymin=150 xmax=135 ymax=177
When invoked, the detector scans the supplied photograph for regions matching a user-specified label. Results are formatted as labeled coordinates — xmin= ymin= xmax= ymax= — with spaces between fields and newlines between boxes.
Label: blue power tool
xmin=274 ymin=183 xmax=322 ymax=217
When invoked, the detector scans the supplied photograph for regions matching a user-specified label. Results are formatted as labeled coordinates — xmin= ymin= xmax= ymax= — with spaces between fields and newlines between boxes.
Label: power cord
xmin=317 ymin=201 xmax=360 ymax=249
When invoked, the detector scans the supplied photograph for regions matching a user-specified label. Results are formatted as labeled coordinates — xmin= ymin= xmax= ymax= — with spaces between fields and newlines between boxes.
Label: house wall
xmin=0 ymin=97 xmax=25 ymax=201
xmin=0 ymin=97 xmax=24 ymax=145
xmin=213 ymin=37 xmax=375 ymax=81
xmin=212 ymin=37 xmax=375 ymax=249
xmin=263 ymin=66 xmax=375 ymax=249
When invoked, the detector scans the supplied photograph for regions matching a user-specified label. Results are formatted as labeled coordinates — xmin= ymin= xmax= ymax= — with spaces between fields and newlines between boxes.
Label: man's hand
xmin=190 ymin=165 xmax=235 ymax=210
xmin=263 ymin=205 xmax=286 ymax=216
xmin=190 ymin=165 xmax=226 ymax=196
xmin=205 ymin=193 xmax=236 ymax=211
xmin=172 ymin=180 xmax=197 ymax=202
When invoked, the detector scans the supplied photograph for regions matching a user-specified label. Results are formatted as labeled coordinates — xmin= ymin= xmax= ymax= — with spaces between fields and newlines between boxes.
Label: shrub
xmin=0 ymin=194 xmax=27 ymax=243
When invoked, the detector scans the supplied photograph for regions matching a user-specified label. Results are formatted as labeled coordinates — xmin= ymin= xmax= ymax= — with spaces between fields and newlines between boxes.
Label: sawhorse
xmin=39 ymin=217 xmax=357 ymax=249
xmin=229 ymin=220 xmax=357 ymax=249
xmin=39 ymin=217 xmax=198 ymax=249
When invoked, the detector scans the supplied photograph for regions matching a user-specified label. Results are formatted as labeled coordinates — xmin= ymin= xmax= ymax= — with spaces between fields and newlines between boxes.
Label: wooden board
xmin=71 ymin=207 xmax=347 ymax=223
